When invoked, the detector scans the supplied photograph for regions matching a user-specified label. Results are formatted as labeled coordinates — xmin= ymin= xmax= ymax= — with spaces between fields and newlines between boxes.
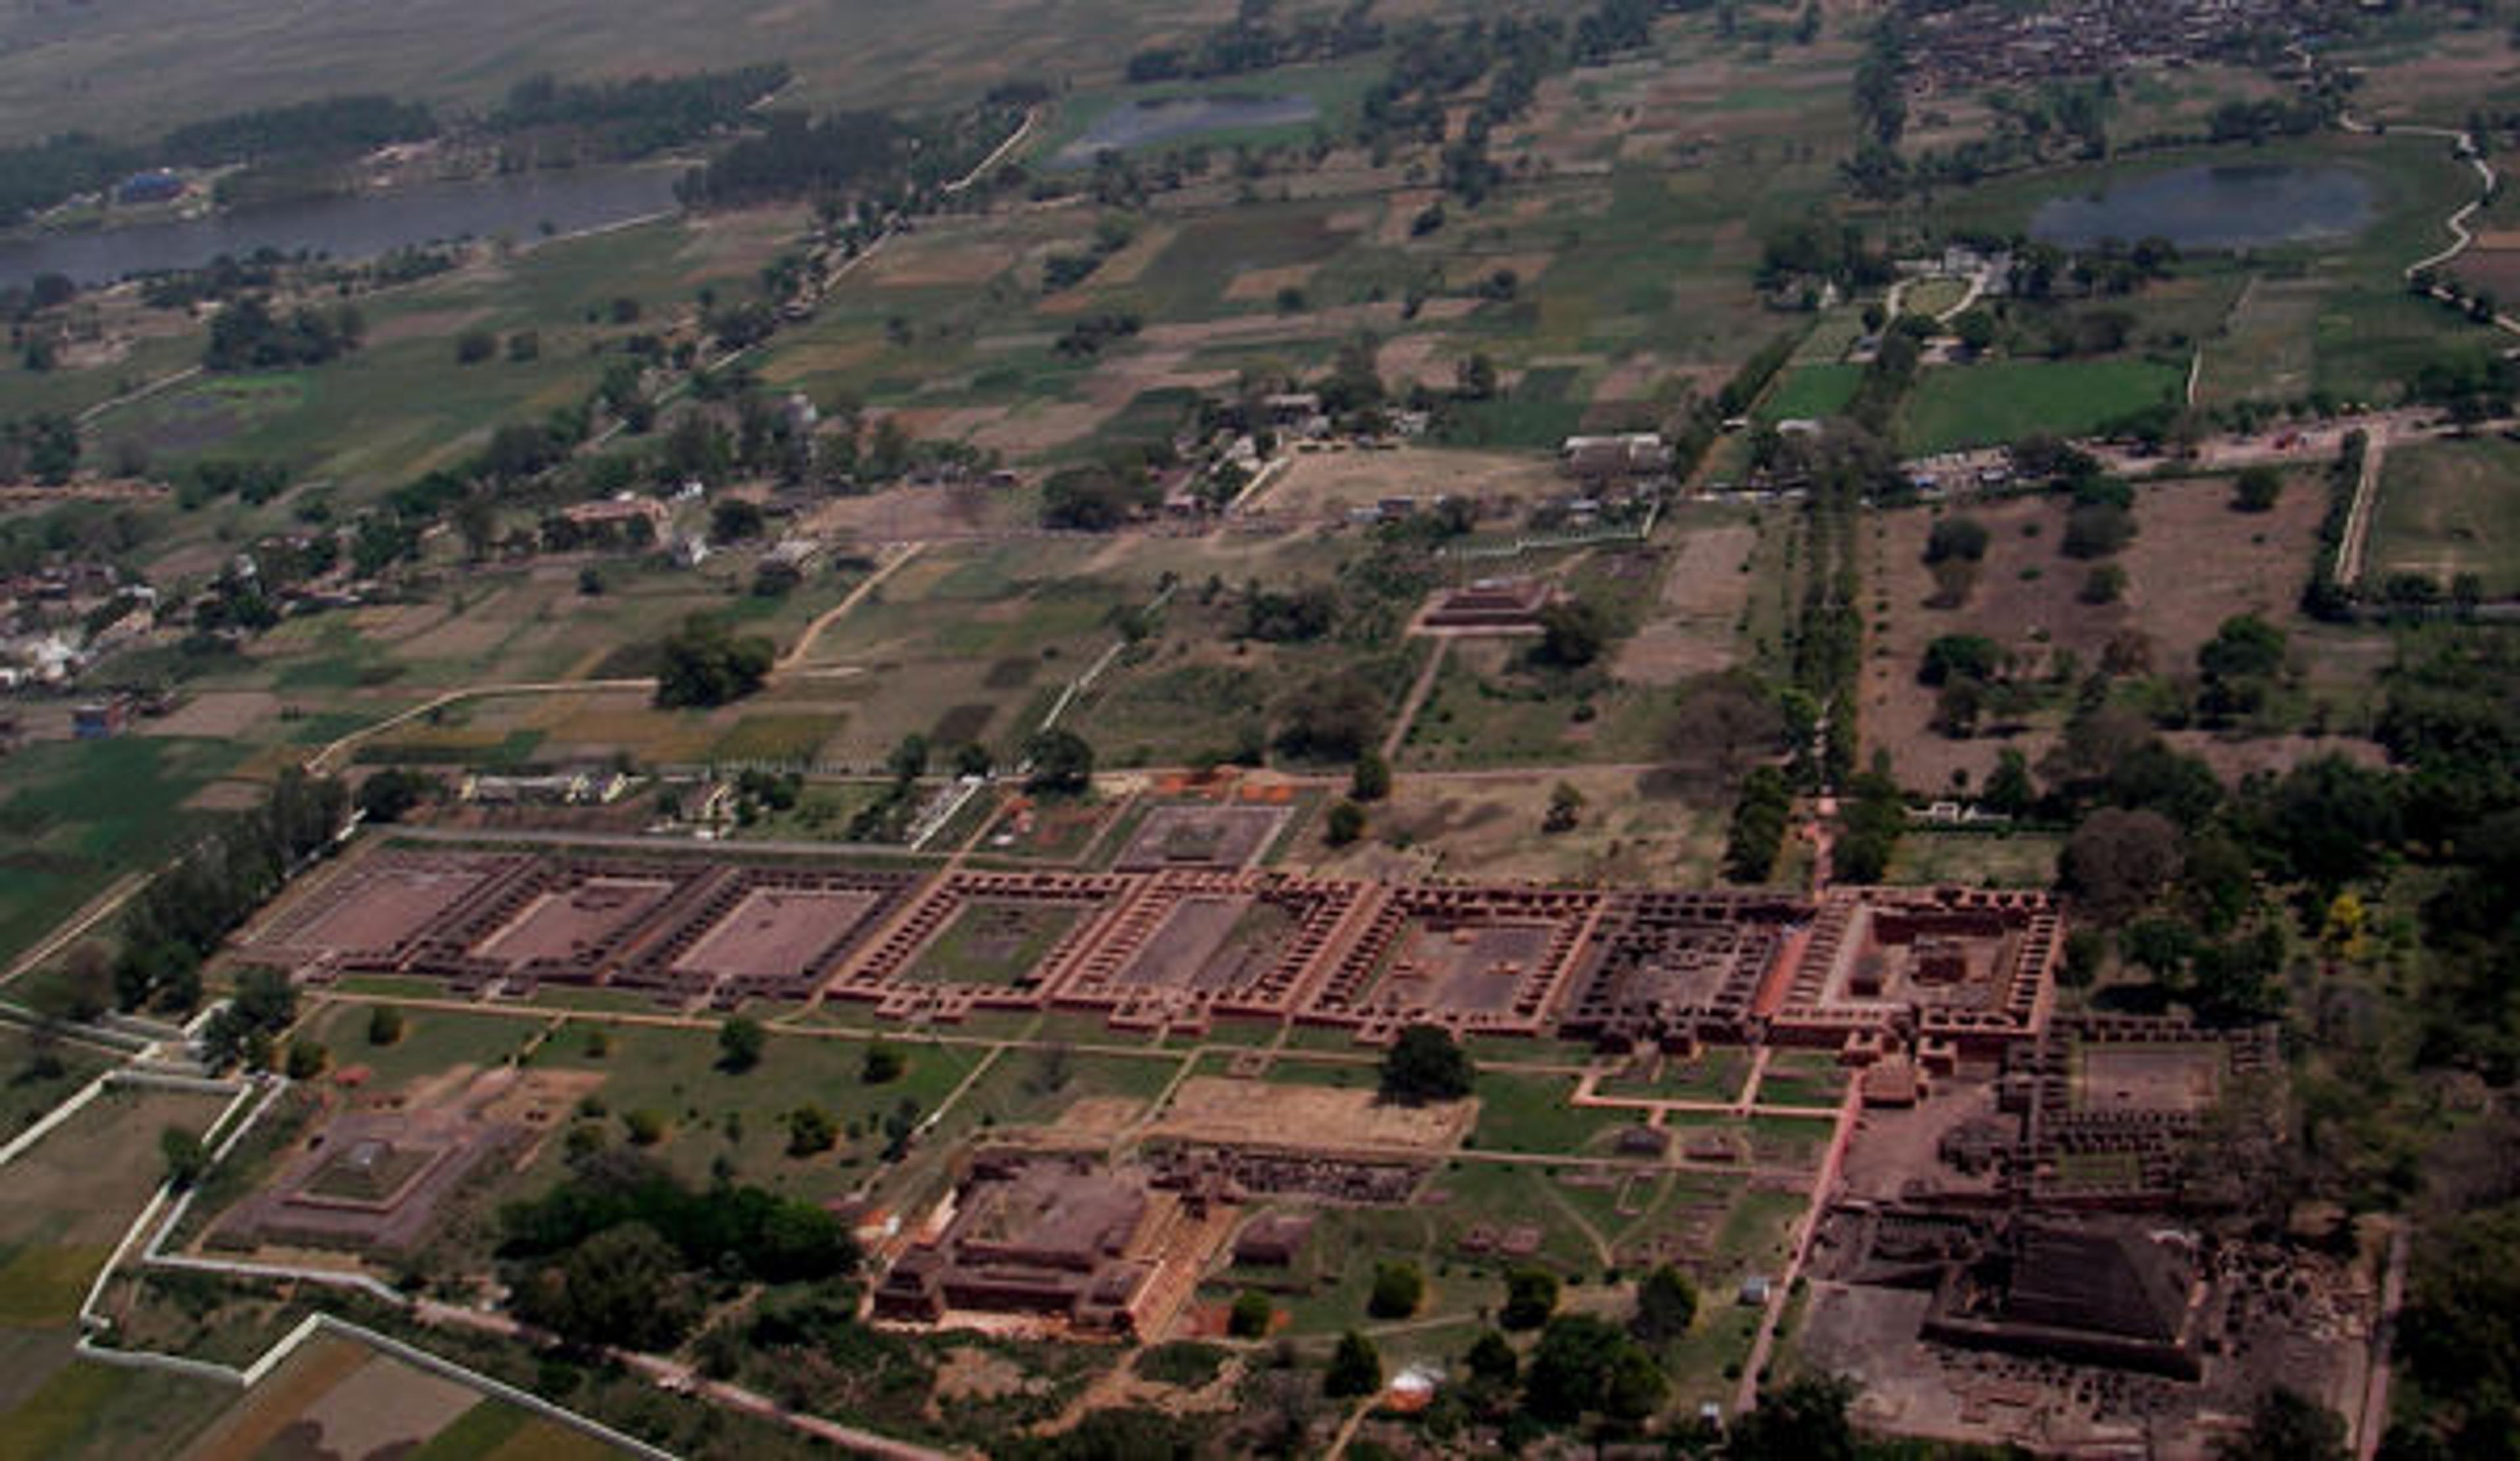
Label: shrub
xmin=1370 ymin=1261 xmax=1425 ymax=1319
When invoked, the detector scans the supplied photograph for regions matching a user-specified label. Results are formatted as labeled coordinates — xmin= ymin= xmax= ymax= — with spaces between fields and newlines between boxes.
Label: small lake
xmin=0 ymin=165 xmax=685 ymax=289
xmin=2028 ymin=163 xmax=2374 ymax=251
xmin=1053 ymin=93 xmax=1320 ymax=168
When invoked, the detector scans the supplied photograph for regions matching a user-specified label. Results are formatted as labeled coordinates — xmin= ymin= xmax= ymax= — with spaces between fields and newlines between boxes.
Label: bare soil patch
xmin=141 ymin=689 xmax=280 ymax=739
xmin=1865 ymin=480 xmax=2322 ymax=788
xmin=1152 ymin=1077 xmax=1473 ymax=1151
xmin=1248 ymin=447 xmax=1564 ymax=518
xmin=1615 ymin=522 xmax=1754 ymax=685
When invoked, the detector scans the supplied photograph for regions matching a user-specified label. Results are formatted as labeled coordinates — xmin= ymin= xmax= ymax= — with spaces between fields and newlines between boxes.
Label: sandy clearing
xmin=1615 ymin=523 xmax=1755 ymax=686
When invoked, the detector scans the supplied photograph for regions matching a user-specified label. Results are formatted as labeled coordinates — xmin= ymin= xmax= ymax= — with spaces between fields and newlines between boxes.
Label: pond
xmin=2028 ymin=163 xmax=2374 ymax=251
xmin=1052 ymin=93 xmax=1320 ymax=168
xmin=0 ymin=165 xmax=685 ymax=289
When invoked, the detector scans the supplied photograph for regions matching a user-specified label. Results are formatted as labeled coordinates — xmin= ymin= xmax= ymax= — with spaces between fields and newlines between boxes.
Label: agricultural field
xmin=0 ymin=1086 xmax=239 ymax=1461
xmin=1898 ymin=359 xmax=2187 ymax=455
xmin=0 ymin=735 xmax=247 ymax=968
xmin=2369 ymin=436 xmax=2520 ymax=597
xmin=172 ymin=1330 xmax=631 ymax=1461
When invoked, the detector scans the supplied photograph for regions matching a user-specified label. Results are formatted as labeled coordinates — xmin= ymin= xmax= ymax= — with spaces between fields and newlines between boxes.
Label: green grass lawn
xmin=1757 ymin=363 xmax=1863 ymax=424
xmin=1467 ymin=1071 xmax=1637 ymax=1156
xmin=1899 ymin=358 xmax=2185 ymax=454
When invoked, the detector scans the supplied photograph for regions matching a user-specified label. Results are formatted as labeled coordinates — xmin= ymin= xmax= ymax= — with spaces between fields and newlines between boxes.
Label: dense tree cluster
xmin=653 ymin=615 xmax=774 ymax=708
xmin=114 ymin=770 xmax=348 ymax=1017
xmin=501 ymin=1150 xmax=858 ymax=1349
xmin=490 ymin=65 xmax=789 ymax=160
xmin=1379 ymin=1023 xmax=1474 ymax=1104
xmin=202 ymin=297 xmax=364 ymax=371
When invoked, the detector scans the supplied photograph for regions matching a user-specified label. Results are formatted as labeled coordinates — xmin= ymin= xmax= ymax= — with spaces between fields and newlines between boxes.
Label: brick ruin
xmin=1417 ymin=577 xmax=1559 ymax=633
xmin=207 ymin=1067 xmax=586 ymax=1258
xmin=1559 ymin=891 xmax=1811 ymax=1050
xmin=1302 ymin=884 xmax=1602 ymax=1043
xmin=1773 ymin=888 xmax=2059 ymax=1061
xmin=2015 ymin=1016 xmax=2282 ymax=1208
xmin=872 ymin=1150 xmax=1233 ymax=1340
xmin=241 ymin=848 xmax=2072 ymax=1063
xmin=243 ymin=849 xmax=918 ymax=1006
xmin=1051 ymin=871 xmax=1364 ymax=1037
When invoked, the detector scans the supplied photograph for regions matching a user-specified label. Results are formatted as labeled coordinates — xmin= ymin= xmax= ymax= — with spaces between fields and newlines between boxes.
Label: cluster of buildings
xmin=1899 ymin=0 xmax=2317 ymax=96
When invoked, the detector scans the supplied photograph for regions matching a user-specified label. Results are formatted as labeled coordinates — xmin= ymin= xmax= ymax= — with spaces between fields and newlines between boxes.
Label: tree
xmin=717 ymin=1016 xmax=765 ymax=1073
xmin=1501 ymin=1266 xmax=1560 ymax=1330
xmin=2080 ymin=563 xmax=2127 ymax=605
xmin=1919 ymin=633 xmax=2005 ymax=686
xmin=1542 ymin=781 xmax=1586 ymax=834
xmin=1729 ymin=1374 xmax=1859 ymax=1461
xmin=1325 ymin=1330 xmax=1383 ymax=1398
xmin=653 ymin=615 xmax=774 ymax=708
xmin=356 ymin=768 xmax=440 ymax=824
xmin=1523 ymin=1313 xmax=1663 ymax=1424
xmin=1983 ymin=749 xmax=2036 ymax=817
xmin=513 ymin=1222 xmax=697 ymax=1350
xmin=2062 ymin=501 xmax=2136 ymax=559
xmin=784 ymin=1104 xmax=837 ymax=1156
xmin=1923 ymin=514 xmax=1990 ymax=564
xmin=1379 ymin=1023 xmax=1473 ymax=1104
xmin=455 ymin=328 xmax=497 ymax=365
xmin=1349 ymin=749 xmax=1391 ymax=803
xmin=862 ymin=1043 xmax=905 ymax=1084
xmin=284 ymin=1038 xmax=327 ymax=1080
xmin=1725 ymin=764 xmax=1795 ymax=883
xmin=2060 ymin=807 xmax=2184 ymax=922
xmin=1951 ymin=308 xmax=1998 ymax=354
xmin=1631 ymin=1264 xmax=1698 ymax=1346
xmin=1024 ymin=728 xmax=1095 ymax=794
xmin=2199 ymin=613 xmax=2287 ymax=682
xmin=160 ymin=1126 xmax=209 ymax=1189
xmin=1464 ymin=1329 xmax=1519 ymax=1389
xmin=2232 ymin=466 xmax=2284 ymax=513
xmin=1274 ymin=672 xmax=1383 ymax=762
xmin=2214 ymin=1386 xmax=2349 ymax=1461
xmin=1324 ymin=799 xmax=1367 ymax=846
xmin=366 ymin=1005 xmax=404 ymax=1046
xmin=709 ymin=497 xmax=766 ymax=542
xmin=1369 ymin=1260 xmax=1424 ymax=1319
xmin=1534 ymin=596 xmax=1609 ymax=669
xmin=1229 ymin=1289 xmax=1274 ymax=1338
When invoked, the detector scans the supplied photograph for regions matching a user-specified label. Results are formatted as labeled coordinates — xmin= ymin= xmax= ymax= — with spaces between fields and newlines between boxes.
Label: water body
xmin=2029 ymin=163 xmax=2374 ymax=251
xmin=0 ymin=165 xmax=685 ymax=289
xmin=1053 ymin=93 xmax=1320 ymax=168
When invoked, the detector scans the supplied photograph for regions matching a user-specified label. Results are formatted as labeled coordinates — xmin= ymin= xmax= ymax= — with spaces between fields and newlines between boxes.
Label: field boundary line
xmin=0 ymin=1069 xmax=114 ymax=1170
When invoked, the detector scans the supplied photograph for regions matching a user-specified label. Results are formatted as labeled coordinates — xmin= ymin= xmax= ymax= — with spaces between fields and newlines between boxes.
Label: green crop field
xmin=1899 ymin=358 xmax=2185 ymax=454
xmin=0 ymin=736 xmax=246 ymax=968
xmin=1757 ymin=363 xmax=1864 ymax=424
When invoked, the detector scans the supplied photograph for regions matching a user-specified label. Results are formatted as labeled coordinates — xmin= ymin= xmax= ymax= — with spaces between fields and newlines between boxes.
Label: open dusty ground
xmin=1247 ymin=447 xmax=1568 ymax=519
xmin=1616 ymin=522 xmax=1755 ymax=685
xmin=1863 ymin=480 xmax=2325 ymax=789
xmin=1151 ymin=1077 xmax=1473 ymax=1151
